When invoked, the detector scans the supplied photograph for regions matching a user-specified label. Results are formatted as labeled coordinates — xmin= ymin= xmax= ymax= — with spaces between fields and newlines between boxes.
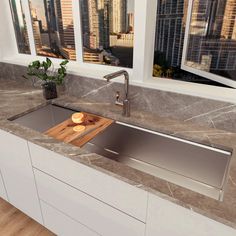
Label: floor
xmin=0 ymin=198 xmax=54 ymax=236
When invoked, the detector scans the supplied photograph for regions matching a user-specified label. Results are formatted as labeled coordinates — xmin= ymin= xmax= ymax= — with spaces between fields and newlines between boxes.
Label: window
xmin=80 ymin=0 xmax=134 ymax=68
xmin=183 ymin=0 xmax=236 ymax=84
xmin=9 ymin=0 xmax=31 ymax=54
xmin=5 ymin=0 xmax=236 ymax=93
xmin=28 ymin=0 xmax=76 ymax=60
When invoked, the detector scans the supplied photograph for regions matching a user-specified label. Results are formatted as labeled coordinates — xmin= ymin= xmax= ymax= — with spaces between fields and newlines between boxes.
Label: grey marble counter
xmin=1 ymin=78 xmax=236 ymax=229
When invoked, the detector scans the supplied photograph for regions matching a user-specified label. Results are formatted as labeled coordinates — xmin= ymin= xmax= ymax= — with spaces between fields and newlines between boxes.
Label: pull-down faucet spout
xmin=103 ymin=70 xmax=130 ymax=117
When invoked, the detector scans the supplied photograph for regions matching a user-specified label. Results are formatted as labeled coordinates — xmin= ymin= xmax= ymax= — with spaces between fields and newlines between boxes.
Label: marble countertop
xmin=1 ymin=78 xmax=236 ymax=229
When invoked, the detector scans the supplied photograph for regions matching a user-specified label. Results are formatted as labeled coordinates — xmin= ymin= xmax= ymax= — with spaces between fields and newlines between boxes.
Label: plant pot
xmin=42 ymin=82 xmax=58 ymax=100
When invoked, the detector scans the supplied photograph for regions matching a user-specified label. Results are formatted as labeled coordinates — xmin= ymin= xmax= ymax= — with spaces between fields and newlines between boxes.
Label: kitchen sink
xmin=11 ymin=104 xmax=232 ymax=200
xmin=11 ymin=104 xmax=75 ymax=132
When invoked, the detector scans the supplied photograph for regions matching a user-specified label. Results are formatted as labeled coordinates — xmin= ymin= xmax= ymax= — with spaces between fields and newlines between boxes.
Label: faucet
xmin=103 ymin=70 xmax=130 ymax=117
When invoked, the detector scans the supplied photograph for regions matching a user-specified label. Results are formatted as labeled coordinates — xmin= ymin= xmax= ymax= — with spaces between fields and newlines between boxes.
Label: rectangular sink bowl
xmin=11 ymin=104 xmax=232 ymax=200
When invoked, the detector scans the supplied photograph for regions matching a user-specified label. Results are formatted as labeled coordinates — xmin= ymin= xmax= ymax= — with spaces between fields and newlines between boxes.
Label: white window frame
xmin=1 ymin=0 xmax=236 ymax=104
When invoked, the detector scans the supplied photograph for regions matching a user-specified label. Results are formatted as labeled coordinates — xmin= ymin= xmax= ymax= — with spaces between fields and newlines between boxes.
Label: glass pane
xmin=9 ymin=0 xmax=31 ymax=54
xmin=29 ymin=0 xmax=76 ymax=60
xmin=80 ymin=0 xmax=134 ymax=68
xmin=153 ymin=0 xmax=226 ymax=87
xmin=185 ymin=0 xmax=236 ymax=81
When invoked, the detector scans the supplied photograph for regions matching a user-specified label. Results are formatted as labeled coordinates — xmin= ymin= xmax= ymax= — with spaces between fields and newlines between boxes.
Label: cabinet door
xmin=0 ymin=130 xmax=42 ymax=224
xmin=0 ymin=170 xmax=8 ymax=201
xmin=146 ymin=193 xmax=236 ymax=236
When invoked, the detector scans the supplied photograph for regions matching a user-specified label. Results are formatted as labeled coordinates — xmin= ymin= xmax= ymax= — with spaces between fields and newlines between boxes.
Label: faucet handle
xmin=115 ymin=91 xmax=123 ymax=106
xmin=116 ymin=91 xmax=120 ymax=102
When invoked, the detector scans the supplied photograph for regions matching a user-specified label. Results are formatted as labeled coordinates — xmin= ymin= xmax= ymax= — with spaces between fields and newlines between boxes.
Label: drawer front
xmin=41 ymin=201 xmax=100 ymax=236
xmin=35 ymin=169 xmax=146 ymax=236
xmin=0 ymin=170 xmax=7 ymax=201
xmin=29 ymin=142 xmax=147 ymax=222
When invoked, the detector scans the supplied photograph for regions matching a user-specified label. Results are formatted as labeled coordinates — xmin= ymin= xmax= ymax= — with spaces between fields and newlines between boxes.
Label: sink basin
xmin=11 ymin=104 xmax=75 ymax=132
xmin=11 ymin=104 xmax=232 ymax=200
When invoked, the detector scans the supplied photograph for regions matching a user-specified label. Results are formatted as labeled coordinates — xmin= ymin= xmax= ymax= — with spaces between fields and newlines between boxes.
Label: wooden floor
xmin=0 ymin=198 xmax=54 ymax=236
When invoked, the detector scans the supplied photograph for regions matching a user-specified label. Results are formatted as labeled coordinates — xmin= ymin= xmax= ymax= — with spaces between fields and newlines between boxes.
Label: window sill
xmin=1 ymin=55 xmax=236 ymax=104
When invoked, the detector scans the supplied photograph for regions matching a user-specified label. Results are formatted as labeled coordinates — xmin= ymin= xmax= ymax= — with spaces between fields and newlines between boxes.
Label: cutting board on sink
xmin=44 ymin=112 xmax=113 ymax=147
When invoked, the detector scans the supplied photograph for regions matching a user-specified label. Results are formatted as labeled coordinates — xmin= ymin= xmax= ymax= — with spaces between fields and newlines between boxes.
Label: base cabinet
xmin=0 ymin=130 xmax=43 ymax=224
xmin=35 ymin=169 xmax=146 ymax=236
xmin=0 ymin=170 xmax=7 ymax=201
xmin=146 ymin=193 xmax=236 ymax=236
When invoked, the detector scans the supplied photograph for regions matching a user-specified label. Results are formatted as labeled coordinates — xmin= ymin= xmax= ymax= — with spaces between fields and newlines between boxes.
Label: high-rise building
xmin=80 ymin=0 xmax=110 ymax=49
xmin=109 ymin=0 xmax=127 ymax=33
xmin=221 ymin=0 xmax=236 ymax=39
xmin=58 ymin=0 xmax=75 ymax=48
xmin=154 ymin=0 xmax=187 ymax=67
xmin=154 ymin=0 xmax=236 ymax=73
xmin=127 ymin=13 xmax=134 ymax=32
xmin=186 ymin=0 xmax=236 ymax=72
xmin=30 ymin=7 xmax=42 ymax=49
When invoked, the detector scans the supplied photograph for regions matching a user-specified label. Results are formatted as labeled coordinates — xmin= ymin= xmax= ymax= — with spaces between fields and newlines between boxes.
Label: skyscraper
xmin=221 ymin=0 xmax=236 ymax=39
xmin=58 ymin=0 xmax=75 ymax=48
xmin=30 ymin=7 xmax=42 ymax=50
xmin=80 ymin=0 xmax=110 ymax=49
xmin=186 ymin=0 xmax=236 ymax=73
xmin=154 ymin=0 xmax=236 ymax=75
xmin=109 ymin=0 xmax=127 ymax=33
xmin=154 ymin=0 xmax=187 ymax=67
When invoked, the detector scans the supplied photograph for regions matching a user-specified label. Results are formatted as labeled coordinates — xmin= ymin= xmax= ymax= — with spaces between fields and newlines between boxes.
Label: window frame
xmin=1 ymin=0 xmax=236 ymax=104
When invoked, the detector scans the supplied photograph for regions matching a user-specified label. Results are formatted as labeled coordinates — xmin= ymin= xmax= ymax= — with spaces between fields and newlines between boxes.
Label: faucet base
xmin=123 ymin=99 xmax=130 ymax=117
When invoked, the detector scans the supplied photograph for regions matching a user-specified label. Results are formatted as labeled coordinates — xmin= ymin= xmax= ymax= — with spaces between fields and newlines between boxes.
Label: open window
xmin=182 ymin=0 xmax=236 ymax=88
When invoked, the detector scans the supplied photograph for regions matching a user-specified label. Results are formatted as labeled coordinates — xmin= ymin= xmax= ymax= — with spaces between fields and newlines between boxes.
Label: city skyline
xmin=29 ymin=0 xmax=76 ymax=60
xmin=80 ymin=0 xmax=134 ymax=67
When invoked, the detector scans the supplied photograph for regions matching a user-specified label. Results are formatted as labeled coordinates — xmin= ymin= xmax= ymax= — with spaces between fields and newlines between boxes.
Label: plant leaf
xmin=46 ymin=58 xmax=52 ymax=67
xmin=60 ymin=59 xmax=69 ymax=66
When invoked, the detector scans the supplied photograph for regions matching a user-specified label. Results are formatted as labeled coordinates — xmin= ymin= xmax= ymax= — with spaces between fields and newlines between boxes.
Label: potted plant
xmin=24 ymin=58 xmax=69 ymax=100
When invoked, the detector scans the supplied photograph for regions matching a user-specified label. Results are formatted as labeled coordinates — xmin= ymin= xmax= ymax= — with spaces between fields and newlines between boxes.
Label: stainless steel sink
xmin=11 ymin=104 xmax=232 ymax=200
xmin=11 ymin=104 xmax=75 ymax=132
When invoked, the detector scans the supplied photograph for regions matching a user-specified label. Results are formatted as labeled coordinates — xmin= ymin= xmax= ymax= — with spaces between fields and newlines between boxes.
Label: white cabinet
xmin=0 ymin=170 xmax=8 ymax=201
xmin=29 ymin=142 xmax=148 ymax=222
xmin=146 ymin=193 xmax=236 ymax=236
xmin=0 ymin=130 xmax=43 ymax=223
xmin=41 ymin=201 xmax=100 ymax=236
xmin=35 ymin=169 xmax=146 ymax=236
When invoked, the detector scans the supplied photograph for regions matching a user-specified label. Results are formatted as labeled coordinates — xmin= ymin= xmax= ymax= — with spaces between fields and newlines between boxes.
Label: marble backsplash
xmin=1 ymin=62 xmax=236 ymax=133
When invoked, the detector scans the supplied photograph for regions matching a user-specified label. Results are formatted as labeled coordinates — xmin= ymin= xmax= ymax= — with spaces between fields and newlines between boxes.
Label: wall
xmin=1 ymin=62 xmax=236 ymax=133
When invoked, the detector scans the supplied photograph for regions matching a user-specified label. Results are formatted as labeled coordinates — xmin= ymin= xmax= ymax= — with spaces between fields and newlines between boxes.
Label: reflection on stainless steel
xmin=11 ymin=104 xmax=232 ymax=200
xmin=103 ymin=70 xmax=130 ymax=117
xmin=83 ymin=122 xmax=231 ymax=201
xmin=12 ymin=104 xmax=75 ymax=132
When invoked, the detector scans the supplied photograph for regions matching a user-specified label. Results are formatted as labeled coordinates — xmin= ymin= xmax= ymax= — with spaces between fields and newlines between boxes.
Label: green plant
xmin=24 ymin=58 xmax=69 ymax=85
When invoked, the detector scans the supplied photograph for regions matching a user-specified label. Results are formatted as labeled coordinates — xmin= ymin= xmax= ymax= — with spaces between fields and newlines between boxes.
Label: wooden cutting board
xmin=45 ymin=112 xmax=113 ymax=147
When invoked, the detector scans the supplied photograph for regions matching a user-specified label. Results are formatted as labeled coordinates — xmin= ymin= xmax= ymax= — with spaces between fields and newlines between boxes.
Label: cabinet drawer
xmin=29 ymin=142 xmax=147 ymax=222
xmin=35 ymin=169 xmax=146 ymax=236
xmin=41 ymin=201 xmax=100 ymax=236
